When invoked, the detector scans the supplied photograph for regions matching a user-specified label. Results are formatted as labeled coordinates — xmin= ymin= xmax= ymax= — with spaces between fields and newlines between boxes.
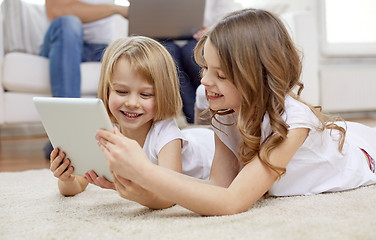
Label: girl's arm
xmin=45 ymin=0 xmax=128 ymax=23
xmin=209 ymin=133 xmax=240 ymax=188
xmin=114 ymin=139 xmax=183 ymax=209
xmin=97 ymin=127 xmax=308 ymax=216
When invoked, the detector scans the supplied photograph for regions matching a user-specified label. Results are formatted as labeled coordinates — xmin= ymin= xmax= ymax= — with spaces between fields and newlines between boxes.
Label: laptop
xmin=33 ymin=97 xmax=114 ymax=181
xmin=128 ymin=0 xmax=206 ymax=40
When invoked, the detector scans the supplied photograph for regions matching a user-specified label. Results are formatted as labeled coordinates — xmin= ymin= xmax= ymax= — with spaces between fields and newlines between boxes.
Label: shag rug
xmin=1 ymin=169 xmax=375 ymax=240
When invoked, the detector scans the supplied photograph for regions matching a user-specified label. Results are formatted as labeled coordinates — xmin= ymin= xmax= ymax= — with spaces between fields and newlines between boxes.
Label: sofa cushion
xmin=2 ymin=52 xmax=101 ymax=95
xmin=1 ymin=0 xmax=49 ymax=55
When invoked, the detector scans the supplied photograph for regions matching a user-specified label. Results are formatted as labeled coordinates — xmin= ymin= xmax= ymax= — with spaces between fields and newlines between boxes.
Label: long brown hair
xmin=195 ymin=9 xmax=345 ymax=178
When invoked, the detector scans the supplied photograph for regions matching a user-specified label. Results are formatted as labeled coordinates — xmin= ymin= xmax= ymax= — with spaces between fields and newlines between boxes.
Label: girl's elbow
xmin=209 ymin=197 xmax=254 ymax=216
xmin=148 ymin=203 xmax=176 ymax=210
xmin=204 ymin=206 xmax=248 ymax=216
xmin=221 ymin=204 xmax=251 ymax=216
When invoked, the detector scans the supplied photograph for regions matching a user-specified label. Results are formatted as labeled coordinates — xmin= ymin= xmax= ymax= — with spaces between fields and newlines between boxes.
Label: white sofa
xmin=0 ymin=0 xmax=128 ymax=125
xmin=0 ymin=1 xmax=317 ymax=126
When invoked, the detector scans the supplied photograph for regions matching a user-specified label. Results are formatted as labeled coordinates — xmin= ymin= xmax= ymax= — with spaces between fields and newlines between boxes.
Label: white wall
xmin=0 ymin=0 xmax=129 ymax=5
xmin=238 ymin=0 xmax=316 ymax=14
xmin=248 ymin=0 xmax=376 ymax=113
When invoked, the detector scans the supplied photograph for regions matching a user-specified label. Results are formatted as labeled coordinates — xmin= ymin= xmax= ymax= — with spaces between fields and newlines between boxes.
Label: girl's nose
xmin=125 ymin=95 xmax=140 ymax=108
xmin=200 ymin=72 xmax=212 ymax=87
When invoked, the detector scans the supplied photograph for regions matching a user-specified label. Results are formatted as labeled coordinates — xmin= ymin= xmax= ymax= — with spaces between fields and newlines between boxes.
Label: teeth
xmin=207 ymin=91 xmax=222 ymax=97
xmin=123 ymin=111 xmax=140 ymax=118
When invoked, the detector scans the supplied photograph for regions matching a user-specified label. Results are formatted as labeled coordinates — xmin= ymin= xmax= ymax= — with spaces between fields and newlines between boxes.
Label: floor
xmin=1 ymin=115 xmax=376 ymax=172
xmin=0 ymin=123 xmax=50 ymax=172
xmin=0 ymin=135 xmax=50 ymax=172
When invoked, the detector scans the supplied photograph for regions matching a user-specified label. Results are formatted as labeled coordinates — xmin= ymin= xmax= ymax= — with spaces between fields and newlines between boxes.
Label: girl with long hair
xmin=96 ymin=9 xmax=376 ymax=215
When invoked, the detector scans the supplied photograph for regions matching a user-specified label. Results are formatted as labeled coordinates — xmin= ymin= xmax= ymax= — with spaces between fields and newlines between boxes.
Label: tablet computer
xmin=128 ymin=0 xmax=206 ymax=39
xmin=33 ymin=97 xmax=114 ymax=181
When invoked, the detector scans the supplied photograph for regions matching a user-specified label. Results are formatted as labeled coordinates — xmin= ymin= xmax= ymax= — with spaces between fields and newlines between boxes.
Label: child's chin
xmin=208 ymin=103 xmax=223 ymax=111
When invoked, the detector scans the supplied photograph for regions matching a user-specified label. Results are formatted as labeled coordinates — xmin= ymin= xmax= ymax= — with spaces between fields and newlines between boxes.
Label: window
xmin=320 ymin=0 xmax=376 ymax=57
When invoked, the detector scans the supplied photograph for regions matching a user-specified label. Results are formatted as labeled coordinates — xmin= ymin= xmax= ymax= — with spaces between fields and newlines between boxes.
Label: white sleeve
xmin=153 ymin=119 xmax=186 ymax=154
xmin=284 ymin=98 xmax=322 ymax=131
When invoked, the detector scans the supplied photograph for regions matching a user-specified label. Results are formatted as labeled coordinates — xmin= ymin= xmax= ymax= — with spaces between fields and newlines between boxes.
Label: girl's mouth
xmin=121 ymin=111 xmax=142 ymax=119
xmin=206 ymin=91 xmax=223 ymax=99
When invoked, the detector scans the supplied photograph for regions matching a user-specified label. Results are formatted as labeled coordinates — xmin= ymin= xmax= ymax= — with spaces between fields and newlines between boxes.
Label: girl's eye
xmin=217 ymin=75 xmax=226 ymax=80
xmin=115 ymin=90 xmax=127 ymax=95
xmin=141 ymin=93 xmax=153 ymax=98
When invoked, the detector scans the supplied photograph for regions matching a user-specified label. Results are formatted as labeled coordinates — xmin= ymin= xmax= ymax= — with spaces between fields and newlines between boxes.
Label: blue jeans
xmin=161 ymin=39 xmax=201 ymax=123
xmin=39 ymin=15 xmax=107 ymax=98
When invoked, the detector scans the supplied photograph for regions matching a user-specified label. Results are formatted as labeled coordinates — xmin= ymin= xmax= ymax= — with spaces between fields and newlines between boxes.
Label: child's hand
xmin=96 ymin=127 xmax=151 ymax=182
xmin=113 ymin=174 xmax=156 ymax=206
xmin=84 ymin=170 xmax=115 ymax=190
xmin=49 ymin=148 xmax=75 ymax=183
xmin=97 ymin=127 xmax=176 ymax=209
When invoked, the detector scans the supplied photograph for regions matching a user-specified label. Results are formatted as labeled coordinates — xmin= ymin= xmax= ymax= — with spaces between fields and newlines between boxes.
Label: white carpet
xmin=1 ymin=169 xmax=375 ymax=240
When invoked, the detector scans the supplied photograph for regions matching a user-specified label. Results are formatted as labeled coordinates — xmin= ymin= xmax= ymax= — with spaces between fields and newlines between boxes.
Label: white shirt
xmin=79 ymin=0 xmax=115 ymax=44
xmin=212 ymin=96 xmax=376 ymax=196
xmin=143 ymin=118 xmax=214 ymax=180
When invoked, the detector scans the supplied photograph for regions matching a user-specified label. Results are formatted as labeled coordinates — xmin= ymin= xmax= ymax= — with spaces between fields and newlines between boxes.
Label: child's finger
xmin=96 ymin=177 xmax=115 ymax=189
xmin=50 ymin=148 xmax=59 ymax=162
xmin=54 ymin=158 xmax=71 ymax=177
xmin=117 ymin=175 xmax=132 ymax=185
xmin=97 ymin=137 xmax=112 ymax=152
xmin=84 ymin=172 xmax=94 ymax=183
xmin=87 ymin=170 xmax=98 ymax=181
xmin=99 ymin=144 xmax=118 ymax=170
xmin=60 ymin=165 xmax=74 ymax=181
xmin=96 ymin=129 xmax=116 ymax=144
xmin=50 ymin=151 xmax=65 ymax=171
xmin=98 ymin=140 xmax=112 ymax=158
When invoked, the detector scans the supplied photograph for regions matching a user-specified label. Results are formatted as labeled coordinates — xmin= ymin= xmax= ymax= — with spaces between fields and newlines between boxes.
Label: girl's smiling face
xmin=200 ymin=39 xmax=242 ymax=113
xmin=109 ymin=57 xmax=156 ymax=136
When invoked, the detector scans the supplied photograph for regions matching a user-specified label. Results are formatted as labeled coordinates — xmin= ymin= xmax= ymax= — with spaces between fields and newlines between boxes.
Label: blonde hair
xmin=98 ymin=36 xmax=182 ymax=123
xmin=195 ymin=9 xmax=345 ymax=178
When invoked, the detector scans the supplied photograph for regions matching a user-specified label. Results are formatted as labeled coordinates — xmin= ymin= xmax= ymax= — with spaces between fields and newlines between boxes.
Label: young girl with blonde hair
xmin=49 ymin=36 xmax=214 ymax=209
xmin=96 ymin=9 xmax=376 ymax=215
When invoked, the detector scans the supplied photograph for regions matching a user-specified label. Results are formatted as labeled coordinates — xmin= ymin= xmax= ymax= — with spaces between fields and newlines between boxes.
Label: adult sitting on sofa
xmin=0 ymin=0 xmax=128 ymax=133
xmin=41 ymin=0 xmax=128 ymax=159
